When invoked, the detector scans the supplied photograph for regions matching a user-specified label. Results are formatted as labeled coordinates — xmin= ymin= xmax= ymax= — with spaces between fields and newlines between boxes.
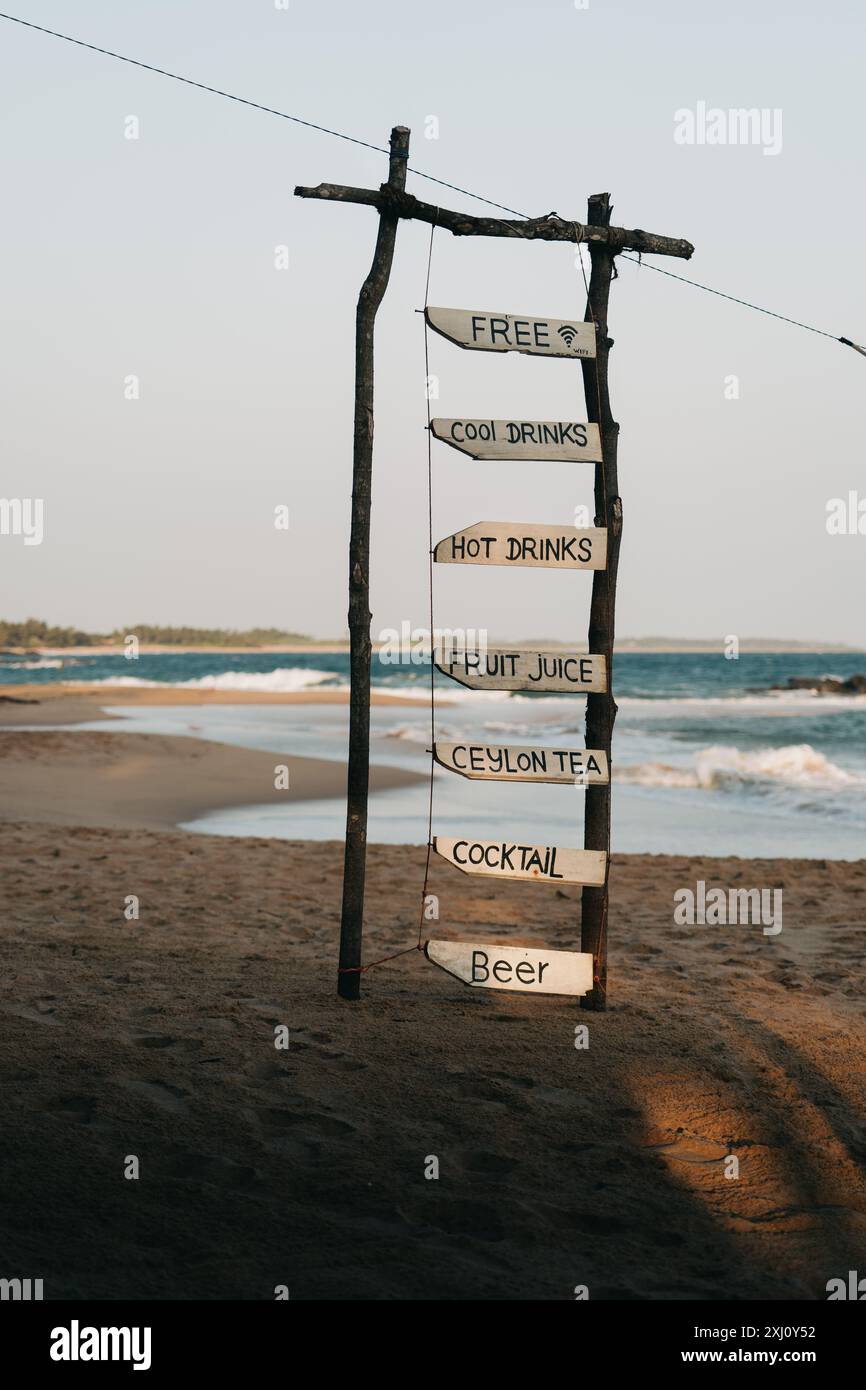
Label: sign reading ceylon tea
xmin=434 ymin=522 xmax=606 ymax=570
xmin=425 ymin=307 xmax=597 ymax=359
xmin=434 ymin=836 xmax=607 ymax=885
xmin=435 ymin=647 xmax=606 ymax=693
xmin=434 ymin=741 xmax=609 ymax=785
xmin=430 ymin=418 xmax=602 ymax=462
xmin=425 ymin=940 xmax=594 ymax=997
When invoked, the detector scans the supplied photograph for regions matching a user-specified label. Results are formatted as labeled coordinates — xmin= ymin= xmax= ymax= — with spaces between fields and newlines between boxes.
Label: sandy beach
xmin=0 ymin=695 xmax=864 ymax=1299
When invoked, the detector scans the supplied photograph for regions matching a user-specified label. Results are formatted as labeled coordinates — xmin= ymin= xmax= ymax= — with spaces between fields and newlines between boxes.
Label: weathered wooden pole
xmin=580 ymin=192 xmax=620 ymax=1011
xmin=337 ymin=125 xmax=410 ymax=1000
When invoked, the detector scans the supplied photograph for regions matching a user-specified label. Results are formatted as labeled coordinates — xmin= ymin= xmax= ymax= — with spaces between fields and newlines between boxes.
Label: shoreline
xmin=0 ymin=726 xmax=424 ymax=833
xmin=0 ymin=684 xmax=430 ymax=726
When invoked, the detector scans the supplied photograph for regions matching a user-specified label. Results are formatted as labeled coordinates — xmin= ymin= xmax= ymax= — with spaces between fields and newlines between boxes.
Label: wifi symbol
xmin=558 ymin=324 xmax=580 ymax=349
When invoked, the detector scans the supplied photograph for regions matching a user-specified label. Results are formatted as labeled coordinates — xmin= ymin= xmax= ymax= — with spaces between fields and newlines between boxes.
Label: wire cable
xmin=2 ymin=9 xmax=862 ymax=351
xmin=0 ymin=12 xmax=525 ymax=217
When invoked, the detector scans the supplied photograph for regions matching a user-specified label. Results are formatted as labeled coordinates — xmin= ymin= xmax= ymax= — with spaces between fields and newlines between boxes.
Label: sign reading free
xmin=425 ymin=307 xmax=597 ymax=359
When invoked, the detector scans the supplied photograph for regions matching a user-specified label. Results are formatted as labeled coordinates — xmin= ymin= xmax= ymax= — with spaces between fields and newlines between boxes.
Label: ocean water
xmin=4 ymin=649 xmax=865 ymax=859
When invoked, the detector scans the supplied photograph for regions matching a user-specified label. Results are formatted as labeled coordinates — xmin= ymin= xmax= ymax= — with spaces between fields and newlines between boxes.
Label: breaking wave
xmin=617 ymin=743 xmax=862 ymax=791
xmin=0 ymin=658 xmax=66 ymax=670
xmin=76 ymin=668 xmax=340 ymax=693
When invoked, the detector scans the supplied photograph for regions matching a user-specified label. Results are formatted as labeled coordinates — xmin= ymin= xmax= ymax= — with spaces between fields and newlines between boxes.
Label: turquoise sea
xmin=4 ymin=649 xmax=865 ymax=859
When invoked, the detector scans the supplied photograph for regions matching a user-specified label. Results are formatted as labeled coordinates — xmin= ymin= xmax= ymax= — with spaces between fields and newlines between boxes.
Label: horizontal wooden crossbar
xmin=294 ymin=182 xmax=694 ymax=259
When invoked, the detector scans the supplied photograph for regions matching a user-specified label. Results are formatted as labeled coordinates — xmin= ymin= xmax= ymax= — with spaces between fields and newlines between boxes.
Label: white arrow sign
xmin=431 ymin=417 xmax=602 ymax=462
xmin=435 ymin=648 xmax=606 ymax=694
xmin=434 ymin=741 xmax=609 ymax=785
xmin=425 ymin=307 xmax=597 ymax=359
xmin=425 ymin=940 xmax=594 ymax=997
xmin=434 ymin=522 xmax=606 ymax=570
xmin=434 ymin=836 xmax=607 ymax=885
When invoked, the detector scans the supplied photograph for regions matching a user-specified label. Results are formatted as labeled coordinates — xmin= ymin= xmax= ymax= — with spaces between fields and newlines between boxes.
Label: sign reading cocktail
xmin=434 ymin=837 xmax=606 ymax=885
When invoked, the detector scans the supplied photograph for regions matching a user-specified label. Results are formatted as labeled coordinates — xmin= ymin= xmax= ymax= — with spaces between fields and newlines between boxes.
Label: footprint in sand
xmin=641 ymin=1130 xmax=730 ymax=1165
xmin=459 ymin=1149 xmax=517 ymax=1177
xmin=453 ymin=1074 xmax=539 ymax=1106
xmin=399 ymin=1196 xmax=507 ymax=1243
xmin=256 ymin=1106 xmax=354 ymax=1138
xmin=1 ymin=1003 xmax=59 ymax=1026
xmin=47 ymin=1094 xmax=97 ymax=1124
xmin=561 ymin=1210 xmax=630 ymax=1236
xmin=122 ymin=1078 xmax=190 ymax=1115
xmin=489 ymin=1071 xmax=535 ymax=1089
xmin=127 ymin=1031 xmax=179 ymax=1049
xmin=555 ymin=1139 xmax=597 ymax=1156
xmin=166 ymin=1150 xmax=259 ymax=1190
xmin=291 ymin=1028 xmax=360 ymax=1064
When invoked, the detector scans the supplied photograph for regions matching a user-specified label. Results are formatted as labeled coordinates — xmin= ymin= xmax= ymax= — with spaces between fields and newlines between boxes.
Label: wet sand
xmin=0 ymin=728 xmax=423 ymax=831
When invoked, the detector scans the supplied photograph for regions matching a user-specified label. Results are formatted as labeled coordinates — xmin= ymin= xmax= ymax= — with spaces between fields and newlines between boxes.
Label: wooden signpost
xmin=430 ymin=417 xmax=603 ymax=462
xmin=433 ymin=522 xmax=607 ymax=569
xmin=296 ymin=127 xmax=693 ymax=1005
xmin=425 ymin=940 xmax=594 ymax=997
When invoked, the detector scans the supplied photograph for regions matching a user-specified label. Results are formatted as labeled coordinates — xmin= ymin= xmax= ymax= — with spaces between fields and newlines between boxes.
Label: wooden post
xmin=337 ymin=125 xmax=410 ymax=1000
xmin=580 ymin=192 xmax=620 ymax=1011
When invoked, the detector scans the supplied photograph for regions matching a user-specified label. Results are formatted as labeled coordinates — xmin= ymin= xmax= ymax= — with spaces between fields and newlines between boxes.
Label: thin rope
xmin=338 ymin=942 xmax=422 ymax=976
xmin=417 ymin=222 xmax=438 ymax=946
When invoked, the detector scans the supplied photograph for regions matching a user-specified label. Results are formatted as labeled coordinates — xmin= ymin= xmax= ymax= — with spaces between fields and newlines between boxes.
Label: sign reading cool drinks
xmin=434 ymin=741 xmax=608 ymax=785
xmin=434 ymin=837 xmax=606 ymax=885
xmin=425 ymin=307 xmax=596 ymax=359
xmin=430 ymin=418 xmax=603 ymax=463
xmin=435 ymin=648 xmax=606 ymax=693
xmin=434 ymin=522 xmax=606 ymax=570
xmin=425 ymin=940 xmax=594 ymax=998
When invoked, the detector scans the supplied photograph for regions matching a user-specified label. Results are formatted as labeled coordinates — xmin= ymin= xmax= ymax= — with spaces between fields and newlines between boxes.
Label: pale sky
xmin=2 ymin=0 xmax=864 ymax=643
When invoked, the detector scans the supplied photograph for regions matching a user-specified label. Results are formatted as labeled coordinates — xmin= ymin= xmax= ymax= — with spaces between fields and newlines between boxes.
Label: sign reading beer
xmin=435 ymin=647 xmax=606 ymax=694
xmin=434 ymin=522 xmax=606 ymax=570
xmin=425 ymin=940 xmax=594 ymax=997
xmin=425 ymin=307 xmax=596 ymax=359
xmin=430 ymin=418 xmax=603 ymax=463
xmin=434 ymin=741 xmax=609 ymax=785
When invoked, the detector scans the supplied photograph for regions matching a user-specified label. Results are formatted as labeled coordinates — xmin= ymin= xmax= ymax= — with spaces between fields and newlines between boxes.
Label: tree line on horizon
xmin=0 ymin=618 xmax=312 ymax=649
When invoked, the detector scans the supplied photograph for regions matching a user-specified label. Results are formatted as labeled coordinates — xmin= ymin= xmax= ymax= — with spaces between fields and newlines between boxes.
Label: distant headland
xmin=0 ymin=619 xmax=862 ymax=656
